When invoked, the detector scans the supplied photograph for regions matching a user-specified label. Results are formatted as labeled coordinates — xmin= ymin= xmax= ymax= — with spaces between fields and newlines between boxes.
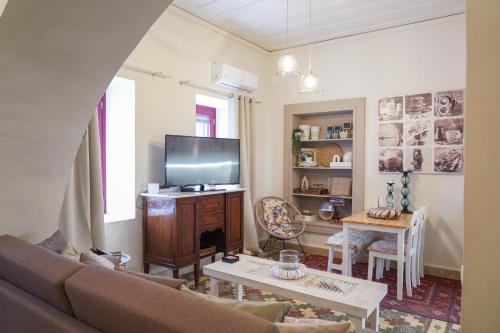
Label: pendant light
xmin=299 ymin=0 xmax=320 ymax=93
xmin=276 ymin=0 xmax=300 ymax=77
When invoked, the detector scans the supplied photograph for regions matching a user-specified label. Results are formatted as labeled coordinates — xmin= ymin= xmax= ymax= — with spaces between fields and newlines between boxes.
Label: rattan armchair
xmin=255 ymin=196 xmax=307 ymax=258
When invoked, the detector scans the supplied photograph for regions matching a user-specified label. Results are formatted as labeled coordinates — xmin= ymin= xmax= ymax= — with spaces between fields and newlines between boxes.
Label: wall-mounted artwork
xmin=378 ymin=89 xmax=464 ymax=174
xmin=379 ymin=97 xmax=403 ymax=121
xmin=379 ymin=148 xmax=403 ymax=172
xmin=379 ymin=123 xmax=403 ymax=147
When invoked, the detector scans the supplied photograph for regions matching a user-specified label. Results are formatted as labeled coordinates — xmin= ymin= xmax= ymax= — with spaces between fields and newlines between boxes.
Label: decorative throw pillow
xmin=367 ymin=208 xmax=401 ymax=220
xmin=180 ymin=285 xmax=292 ymax=322
xmin=125 ymin=271 xmax=187 ymax=290
xmin=61 ymin=244 xmax=80 ymax=261
xmin=37 ymin=230 xmax=67 ymax=254
xmin=276 ymin=317 xmax=351 ymax=333
xmin=79 ymin=252 xmax=115 ymax=270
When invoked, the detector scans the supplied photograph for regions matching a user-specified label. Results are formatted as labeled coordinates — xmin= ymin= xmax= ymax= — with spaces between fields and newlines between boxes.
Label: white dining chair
xmin=326 ymin=230 xmax=377 ymax=275
xmin=367 ymin=208 xmax=424 ymax=297
xmin=416 ymin=205 xmax=429 ymax=285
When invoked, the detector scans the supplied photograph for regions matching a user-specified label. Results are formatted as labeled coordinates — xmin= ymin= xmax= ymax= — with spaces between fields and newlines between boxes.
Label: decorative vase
xmin=298 ymin=124 xmax=311 ymax=141
xmin=386 ymin=182 xmax=395 ymax=208
xmin=400 ymin=171 xmax=412 ymax=214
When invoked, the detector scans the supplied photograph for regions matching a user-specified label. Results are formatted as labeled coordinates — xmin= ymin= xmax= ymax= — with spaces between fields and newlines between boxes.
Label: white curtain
xmin=58 ymin=111 xmax=105 ymax=252
xmin=238 ymin=96 xmax=262 ymax=253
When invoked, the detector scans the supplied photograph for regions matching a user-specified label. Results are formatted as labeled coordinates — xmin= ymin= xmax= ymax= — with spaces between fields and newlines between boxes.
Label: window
xmin=98 ymin=77 xmax=136 ymax=223
xmin=195 ymin=94 xmax=235 ymax=138
xmin=196 ymin=105 xmax=216 ymax=138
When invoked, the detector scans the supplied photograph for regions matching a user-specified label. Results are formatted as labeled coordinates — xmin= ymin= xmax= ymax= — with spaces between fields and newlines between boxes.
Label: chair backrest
xmin=255 ymin=196 xmax=305 ymax=239
xmin=418 ymin=205 xmax=429 ymax=250
xmin=405 ymin=208 xmax=424 ymax=256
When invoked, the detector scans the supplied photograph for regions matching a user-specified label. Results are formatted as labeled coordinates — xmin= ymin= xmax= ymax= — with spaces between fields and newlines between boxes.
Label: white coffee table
xmin=203 ymin=255 xmax=387 ymax=332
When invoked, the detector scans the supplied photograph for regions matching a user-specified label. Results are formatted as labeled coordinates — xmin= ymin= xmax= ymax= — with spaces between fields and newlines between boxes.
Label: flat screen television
xmin=165 ymin=135 xmax=240 ymax=188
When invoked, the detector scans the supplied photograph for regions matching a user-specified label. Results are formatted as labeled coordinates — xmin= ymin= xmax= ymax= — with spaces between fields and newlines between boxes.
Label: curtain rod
xmin=179 ymin=80 xmax=262 ymax=103
xmin=121 ymin=64 xmax=172 ymax=79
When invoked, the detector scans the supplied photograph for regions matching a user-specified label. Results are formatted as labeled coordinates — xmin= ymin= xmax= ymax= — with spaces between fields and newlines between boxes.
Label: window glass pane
xmin=104 ymin=76 xmax=135 ymax=223
xmin=195 ymin=94 xmax=235 ymax=138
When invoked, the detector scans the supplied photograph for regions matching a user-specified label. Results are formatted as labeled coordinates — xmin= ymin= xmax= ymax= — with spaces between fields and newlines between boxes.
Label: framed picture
xmin=299 ymin=148 xmax=317 ymax=167
xmin=435 ymin=90 xmax=464 ymax=117
xmin=379 ymin=96 xmax=403 ymax=121
xmin=378 ymin=89 xmax=465 ymax=174
xmin=434 ymin=118 xmax=464 ymax=145
xmin=405 ymin=93 xmax=433 ymax=119
xmin=379 ymin=123 xmax=403 ymax=147
xmin=434 ymin=148 xmax=464 ymax=173
xmin=404 ymin=147 xmax=432 ymax=173
xmin=405 ymin=119 xmax=432 ymax=146
xmin=379 ymin=148 xmax=403 ymax=173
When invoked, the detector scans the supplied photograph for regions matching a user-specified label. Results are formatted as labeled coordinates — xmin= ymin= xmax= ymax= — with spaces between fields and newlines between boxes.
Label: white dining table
xmin=341 ymin=211 xmax=412 ymax=300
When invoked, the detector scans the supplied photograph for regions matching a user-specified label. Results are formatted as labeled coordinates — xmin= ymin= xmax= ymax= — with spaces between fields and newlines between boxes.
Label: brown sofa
xmin=0 ymin=235 xmax=278 ymax=333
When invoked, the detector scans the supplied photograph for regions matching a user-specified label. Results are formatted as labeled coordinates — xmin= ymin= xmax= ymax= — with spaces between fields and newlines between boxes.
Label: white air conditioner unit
xmin=211 ymin=62 xmax=258 ymax=93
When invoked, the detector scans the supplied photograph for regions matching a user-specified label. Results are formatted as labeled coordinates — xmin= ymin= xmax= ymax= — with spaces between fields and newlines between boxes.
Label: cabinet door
xmin=176 ymin=198 xmax=199 ymax=266
xmin=225 ymin=192 xmax=244 ymax=252
xmin=143 ymin=197 xmax=176 ymax=266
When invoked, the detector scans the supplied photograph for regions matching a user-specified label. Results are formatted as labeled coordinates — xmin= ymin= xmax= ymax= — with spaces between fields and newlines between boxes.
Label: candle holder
xmin=400 ymin=171 xmax=412 ymax=214
xmin=386 ymin=182 xmax=395 ymax=208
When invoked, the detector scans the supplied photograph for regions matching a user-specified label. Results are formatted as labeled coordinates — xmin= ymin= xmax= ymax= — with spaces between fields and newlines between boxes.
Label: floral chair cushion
xmin=326 ymin=230 xmax=377 ymax=251
xmin=262 ymin=198 xmax=300 ymax=239
xmin=367 ymin=240 xmax=403 ymax=255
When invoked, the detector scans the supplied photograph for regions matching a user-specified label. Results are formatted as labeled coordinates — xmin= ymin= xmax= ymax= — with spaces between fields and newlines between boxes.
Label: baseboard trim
xmin=260 ymin=240 xmax=461 ymax=281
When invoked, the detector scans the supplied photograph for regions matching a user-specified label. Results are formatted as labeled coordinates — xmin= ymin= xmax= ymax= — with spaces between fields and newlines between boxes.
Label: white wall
xmin=105 ymin=7 xmax=271 ymax=271
xmin=265 ymin=15 xmax=465 ymax=271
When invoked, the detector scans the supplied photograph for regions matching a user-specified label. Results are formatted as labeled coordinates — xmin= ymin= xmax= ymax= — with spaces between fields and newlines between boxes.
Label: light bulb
xmin=276 ymin=53 xmax=300 ymax=76
xmin=299 ymin=70 xmax=320 ymax=93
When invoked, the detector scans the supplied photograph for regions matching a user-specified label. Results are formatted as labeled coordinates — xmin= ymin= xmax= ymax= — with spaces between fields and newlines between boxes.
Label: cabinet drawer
xmin=200 ymin=210 xmax=225 ymax=228
xmin=200 ymin=195 xmax=225 ymax=212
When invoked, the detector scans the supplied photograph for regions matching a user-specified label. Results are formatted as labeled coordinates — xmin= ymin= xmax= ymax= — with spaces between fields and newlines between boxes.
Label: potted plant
xmin=292 ymin=128 xmax=303 ymax=166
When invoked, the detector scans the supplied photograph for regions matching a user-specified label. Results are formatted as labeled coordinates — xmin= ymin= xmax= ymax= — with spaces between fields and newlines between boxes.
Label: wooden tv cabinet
xmin=141 ymin=189 xmax=245 ymax=287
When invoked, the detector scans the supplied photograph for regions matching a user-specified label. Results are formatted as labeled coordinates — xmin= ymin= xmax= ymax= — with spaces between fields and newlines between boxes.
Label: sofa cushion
xmin=0 ymin=235 xmax=84 ymax=315
xmin=181 ymin=285 xmax=292 ymax=322
xmin=277 ymin=317 xmax=351 ymax=333
xmin=79 ymin=252 xmax=115 ymax=270
xmin=126 ymin=270 xmax=186 ymax=290
xmin=0 ymin=279 xmax=100 ymax=333
xmin=65 ymin=265 xmax=278 ymax=333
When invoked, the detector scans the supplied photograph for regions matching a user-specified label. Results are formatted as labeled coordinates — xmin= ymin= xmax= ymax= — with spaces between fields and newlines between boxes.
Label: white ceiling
xmin=173 ymin=0 xmax=465 ymax=51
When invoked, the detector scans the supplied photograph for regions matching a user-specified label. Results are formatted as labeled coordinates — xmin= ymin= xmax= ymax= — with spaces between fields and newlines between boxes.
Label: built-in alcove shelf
xmin=292 ymin=166 xmax=353 ymax=170
xmin=301 ymin=138 xmax=353 ymax=143
xmin=283 ymin=99 xmax=365 ymax=235
xmin=292 ymin=193 xmax=352 ymax=200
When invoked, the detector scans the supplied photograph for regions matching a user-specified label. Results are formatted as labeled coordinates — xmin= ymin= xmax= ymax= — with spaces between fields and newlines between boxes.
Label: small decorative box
xmin=222 ymin=255 xmax=239 ymax=264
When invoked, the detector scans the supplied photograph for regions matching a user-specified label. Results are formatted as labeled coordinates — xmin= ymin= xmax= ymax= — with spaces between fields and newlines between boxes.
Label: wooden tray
xmin=317 ymin=144 xmax=343 ymax=167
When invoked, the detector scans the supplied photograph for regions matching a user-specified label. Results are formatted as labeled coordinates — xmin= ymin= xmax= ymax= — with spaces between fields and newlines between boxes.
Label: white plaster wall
xmin=266 ymin=15 xmax=465 ymax=271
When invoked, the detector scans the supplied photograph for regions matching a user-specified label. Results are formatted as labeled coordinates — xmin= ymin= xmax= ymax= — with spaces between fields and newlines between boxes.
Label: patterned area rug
xmin=302 ymin=255 xmax=462 ymax=324
xmin=188 ymin=276 xmax=461 ymax=333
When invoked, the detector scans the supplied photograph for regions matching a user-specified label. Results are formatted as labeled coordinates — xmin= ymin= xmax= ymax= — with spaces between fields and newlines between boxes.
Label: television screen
xmin=165 ymin=135 xmax=240 ymax=186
